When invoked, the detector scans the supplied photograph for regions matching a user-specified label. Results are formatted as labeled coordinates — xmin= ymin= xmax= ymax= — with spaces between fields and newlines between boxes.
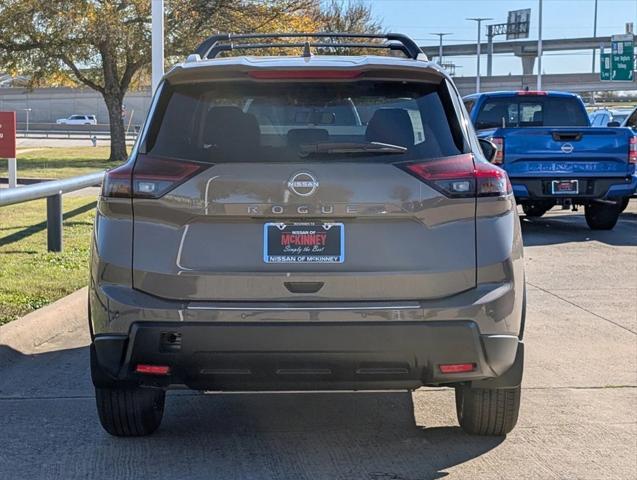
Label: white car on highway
xmin=56 ymin=114 xmax=97 ymax=125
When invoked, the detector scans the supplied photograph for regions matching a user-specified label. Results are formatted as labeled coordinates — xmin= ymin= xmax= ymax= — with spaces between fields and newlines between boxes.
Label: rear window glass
xmin=474 ymin=96 xmax=589 ymax=129
xmin=146 ymin=80 xmax=465 ymax=163
xmin=611 ymin=113 xmax=629 ymax=123
xmin=626 ymin=109 xmax=637 ymax=129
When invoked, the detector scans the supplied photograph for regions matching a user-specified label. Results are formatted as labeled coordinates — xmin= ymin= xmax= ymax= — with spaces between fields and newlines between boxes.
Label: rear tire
xmin=522 ymin=203 xmax=550 ymax=218
xmin=455 ymin=385 xmax=521 ymax=436
xmin=619 ymin=197 xmax=630 ymax=213
xmin=585 ymin=202 xmax=621 ymax=230
xmin=95 ymin=386 xmax=165 ymax=436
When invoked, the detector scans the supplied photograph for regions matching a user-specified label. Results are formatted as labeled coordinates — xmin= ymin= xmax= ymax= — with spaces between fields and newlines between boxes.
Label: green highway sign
xmin=600 ymin=52 xmax=612 ymax=80
xmin=601 ymin=34 xmax=634 ymax=82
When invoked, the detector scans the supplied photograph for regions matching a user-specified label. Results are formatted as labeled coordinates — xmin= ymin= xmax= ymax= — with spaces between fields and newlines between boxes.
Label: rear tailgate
xmin=132 ymin=162 xmax=476 ymax=302
xmin=500 ymin=127 xmax=632 ymax=177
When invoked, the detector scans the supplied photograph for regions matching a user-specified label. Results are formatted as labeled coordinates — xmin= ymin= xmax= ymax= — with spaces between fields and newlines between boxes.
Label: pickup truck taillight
xmin=490 ymin=137 xmax=504 ymax=165
xmin=630 ymin=136 xmax=637 ymax=165
xmin=401 ymin=153 xmax=512 ymax=198
xmin=102 ymin=155 xmax=210 ymax=199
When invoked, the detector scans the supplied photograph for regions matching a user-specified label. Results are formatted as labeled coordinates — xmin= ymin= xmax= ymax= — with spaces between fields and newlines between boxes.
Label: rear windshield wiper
xmin=298 ymin=141 xmax=407 ymax=156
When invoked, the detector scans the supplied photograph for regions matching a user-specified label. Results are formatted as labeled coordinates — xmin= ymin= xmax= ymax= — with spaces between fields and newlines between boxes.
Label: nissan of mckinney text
xmin=89 ymin=33 xmax=525 ymax=437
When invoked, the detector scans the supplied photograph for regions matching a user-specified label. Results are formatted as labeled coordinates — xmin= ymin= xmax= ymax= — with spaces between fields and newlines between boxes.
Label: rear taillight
xmin=474 ymin=161 xmax=512 ymax=197
xmin=490 ymin=137 xmax=504 ymax=165
xmin=629 ymin=136 xmax=637 ymax=165
xmin=102 ymin=155 xmax=210 ymax=199
xmin=101 ymin=162 xmax=133 ymax=198
xmin=401 ymin=154 xmax=511 ymax=198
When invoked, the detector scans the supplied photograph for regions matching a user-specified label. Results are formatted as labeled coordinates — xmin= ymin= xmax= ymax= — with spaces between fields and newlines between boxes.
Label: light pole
xmin=23 ymin=108 xmax=31 ymax=137
xmin=537 ymin=0 xmax=543 ymax=90
xmin=151 ymin=0 xmax=164 ymax=93
xmin=467 ymin=18 xmax=492 ymax=93
xmin=431 ymin=33 xmax=452 ymax=66
xmin=592 ymin=0 xmax=598 ymax=72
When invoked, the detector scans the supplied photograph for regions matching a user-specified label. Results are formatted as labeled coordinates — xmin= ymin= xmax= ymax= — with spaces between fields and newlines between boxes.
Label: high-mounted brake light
xmin=439 ymin=363 xmax=476 ymax=374
xmin=517 ymin=90 xmax=547 ymax=96
xmin=248 ymin=70 xmax=362 ymax=80
xmin=490 ymin=137 xmax=504 ymax=165
xmin=401 ymin=154 xmax=511 ymax=198
xmin=102 ymin=155 xmax=210 ymax=199
xmin=629 ymin=136 xmax=637 ymax=165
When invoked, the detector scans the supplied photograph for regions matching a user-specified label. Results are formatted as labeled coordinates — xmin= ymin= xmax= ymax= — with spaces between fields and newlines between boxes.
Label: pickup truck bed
xmin=464 ymin=91 xmax=637 ymax=230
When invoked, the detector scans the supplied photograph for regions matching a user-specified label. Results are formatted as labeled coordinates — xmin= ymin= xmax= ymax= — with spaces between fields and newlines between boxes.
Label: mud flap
xmin=471 ymin=342 xmax=524 ymax=389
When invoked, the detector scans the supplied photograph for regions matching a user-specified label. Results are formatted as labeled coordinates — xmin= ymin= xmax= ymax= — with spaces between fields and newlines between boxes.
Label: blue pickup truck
xmin=463 ymin=91 xmax=636 ymax=229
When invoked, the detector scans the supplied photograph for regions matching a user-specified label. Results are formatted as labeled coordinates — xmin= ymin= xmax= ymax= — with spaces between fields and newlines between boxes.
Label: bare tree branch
xmin=58 ymin=55 xmax=105 ymax=93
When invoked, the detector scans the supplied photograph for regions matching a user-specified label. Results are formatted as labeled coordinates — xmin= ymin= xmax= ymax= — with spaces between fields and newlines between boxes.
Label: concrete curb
xmin=0 ymin=287 xmax=88 ymax=358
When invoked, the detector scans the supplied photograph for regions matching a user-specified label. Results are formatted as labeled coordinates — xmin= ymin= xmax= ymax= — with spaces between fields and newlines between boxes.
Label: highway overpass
xmin=421 ymin=36 xmax=626 ymax=75
xmin=453 ymin=72 xmax=637 ymax=96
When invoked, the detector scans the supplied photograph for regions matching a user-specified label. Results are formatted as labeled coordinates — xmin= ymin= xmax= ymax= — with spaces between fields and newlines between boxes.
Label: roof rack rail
xmin=193 ymin=33 xmax=425 ymax=60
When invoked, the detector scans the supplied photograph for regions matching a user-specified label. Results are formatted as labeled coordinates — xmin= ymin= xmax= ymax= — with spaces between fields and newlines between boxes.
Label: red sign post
xmin=0 ymin=111 xmax=17 ymax=187
xmin=0 ymin=111 xmax=17 ymax=158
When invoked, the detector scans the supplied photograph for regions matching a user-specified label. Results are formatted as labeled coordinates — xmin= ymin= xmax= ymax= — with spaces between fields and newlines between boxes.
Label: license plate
xmin=551 ymin=180 xmax=578 ymax=195
xmin=264 ymin=223 xmax=344 ymax=264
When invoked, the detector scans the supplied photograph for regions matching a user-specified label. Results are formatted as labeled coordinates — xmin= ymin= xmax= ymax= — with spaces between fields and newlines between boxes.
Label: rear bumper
xmin=511 ymin=175 xmax=637 ymax=201
xmin=92 ymin=321 xmax=523 ymax=391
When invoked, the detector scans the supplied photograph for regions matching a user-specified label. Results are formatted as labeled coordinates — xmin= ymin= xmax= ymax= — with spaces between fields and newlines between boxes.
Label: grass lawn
xmin=0 ymin=195 xmax=96 ymax=325
xmin=1 ymin=146 xmax=120 ymax=179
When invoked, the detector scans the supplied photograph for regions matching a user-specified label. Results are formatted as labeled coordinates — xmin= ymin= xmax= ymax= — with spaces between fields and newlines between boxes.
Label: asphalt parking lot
xmin=0 ymin=203 xmax=635 ymax=480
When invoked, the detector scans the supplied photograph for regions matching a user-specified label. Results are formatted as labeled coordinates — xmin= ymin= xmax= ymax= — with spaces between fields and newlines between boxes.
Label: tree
xmin=0 ymin=0 xmax=316 ymax=161
xmin=316 ymin=0 xmax=383 ymax=35
xmin=0 ymin=0 xmax=382 ymax=162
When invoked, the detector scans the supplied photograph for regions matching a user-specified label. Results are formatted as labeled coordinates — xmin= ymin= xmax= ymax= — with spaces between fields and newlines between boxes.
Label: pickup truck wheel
xmin=455 ymin=385 xmax=521 ymax=436
xmin=585 ymin=203 xmax=621 ymax=230
xmin=522 ymin=204 xmax=550 ymax=218
xmin=619 ymin=197 xmax=630 ymax=212
xmin=95 ymin=386 xmax=165 ymax=436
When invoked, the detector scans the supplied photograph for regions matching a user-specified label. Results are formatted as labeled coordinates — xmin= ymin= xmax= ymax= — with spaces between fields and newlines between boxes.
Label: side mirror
xmin=478 ymin=138 xmax=498 ymax=163
xmin=607 ymin=121 xmax=621 ymax=127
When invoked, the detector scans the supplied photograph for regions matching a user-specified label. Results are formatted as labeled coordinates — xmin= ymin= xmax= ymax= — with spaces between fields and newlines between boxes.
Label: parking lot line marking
xmin=528 ymin=281 xmax=636 ymax=335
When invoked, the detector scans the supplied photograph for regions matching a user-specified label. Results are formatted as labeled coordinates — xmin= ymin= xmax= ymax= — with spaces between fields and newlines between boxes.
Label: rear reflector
xmin=136 ymin=364 xmax=171 ymax=375
xmin=248 ymin=70 xmax=362 ymax=80
xmin=102 ymin=155 xmax=210 ymax=199
xmin=629 ymin=136 xmax=637 ymax=165
xmin=439 ymin=363 xmax=476 ymax=374
xmin=401 ymin=154 xmax=512 ymax=198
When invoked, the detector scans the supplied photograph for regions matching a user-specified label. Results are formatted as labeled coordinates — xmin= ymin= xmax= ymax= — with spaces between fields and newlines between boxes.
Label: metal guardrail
xmin=0 ymin=171 xmax=105 ymax=252
xmin=15 ymin=122 xmax=141 ymax=140
xmin=17 ymin=130 xmax=139 ymax=140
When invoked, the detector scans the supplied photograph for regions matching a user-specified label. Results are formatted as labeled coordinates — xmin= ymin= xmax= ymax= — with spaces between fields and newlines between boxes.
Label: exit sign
xmin=0 ymin=111 xmax=17 ymax=159
xmin=602 ymin=34 xmax=635 ymax=81
xmin=600 ymin=53 xmax=612 ymax=80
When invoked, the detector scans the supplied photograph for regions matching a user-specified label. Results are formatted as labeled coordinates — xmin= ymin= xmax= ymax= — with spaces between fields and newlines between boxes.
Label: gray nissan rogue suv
xmin=89 ymin=33 xmax=525 ymax=437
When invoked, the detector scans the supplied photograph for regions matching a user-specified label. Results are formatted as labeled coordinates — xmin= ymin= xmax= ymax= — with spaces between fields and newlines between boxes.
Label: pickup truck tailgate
xmin=501 ymin=127 xmax=632 ymax=177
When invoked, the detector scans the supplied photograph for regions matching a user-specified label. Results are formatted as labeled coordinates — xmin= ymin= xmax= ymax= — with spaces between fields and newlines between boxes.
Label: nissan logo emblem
xmin=287 ymin=172 xmax=318 ymax=197
xmin=561 ymin=143 xmax=574 ymax=154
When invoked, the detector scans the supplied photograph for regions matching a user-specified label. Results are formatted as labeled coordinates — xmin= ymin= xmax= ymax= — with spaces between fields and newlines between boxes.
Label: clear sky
xmin=363 ymin=0 xmax=637 ymax=76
